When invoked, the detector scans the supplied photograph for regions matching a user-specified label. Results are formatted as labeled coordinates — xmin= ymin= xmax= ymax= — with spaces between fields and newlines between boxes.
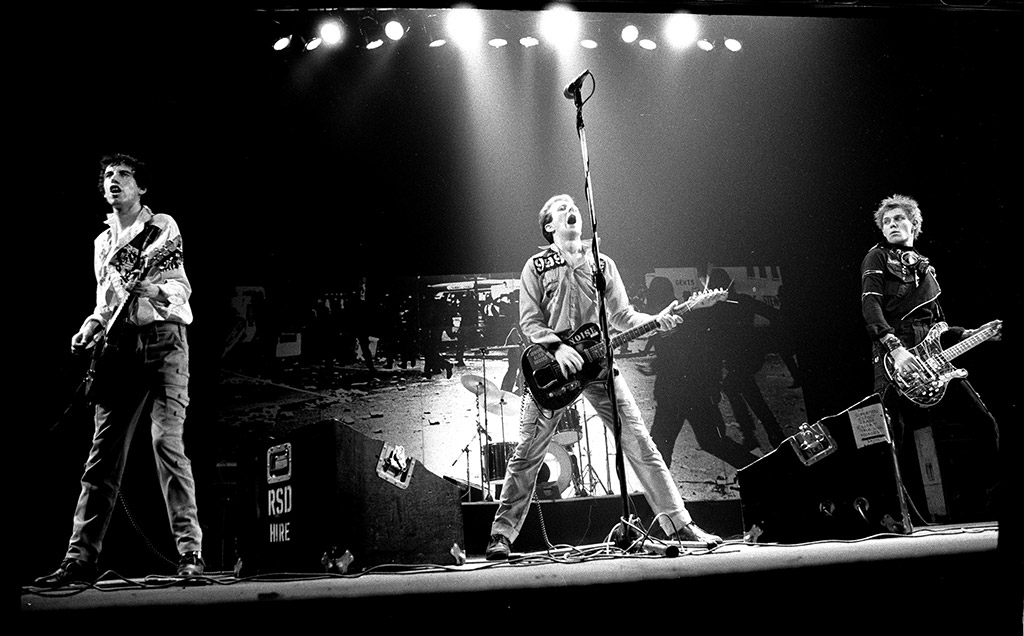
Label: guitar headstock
xmin=678 ymin=287 xmax=729 ymax=313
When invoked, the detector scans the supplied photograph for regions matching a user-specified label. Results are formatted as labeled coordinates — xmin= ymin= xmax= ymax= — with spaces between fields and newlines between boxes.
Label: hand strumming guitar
xmin=553 ymin=343 xmax=584 ymax=378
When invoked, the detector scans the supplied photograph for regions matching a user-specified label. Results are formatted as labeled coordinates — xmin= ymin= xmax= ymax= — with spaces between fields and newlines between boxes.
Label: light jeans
xmin=490 ymin=371 xmax=692 ymax=543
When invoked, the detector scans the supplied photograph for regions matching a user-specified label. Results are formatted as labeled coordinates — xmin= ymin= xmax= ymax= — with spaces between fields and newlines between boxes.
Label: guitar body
xmin=884 ymin=322 xmax=966 ymax=408
xmin=521 ymin=323 xmax=608 ymax=411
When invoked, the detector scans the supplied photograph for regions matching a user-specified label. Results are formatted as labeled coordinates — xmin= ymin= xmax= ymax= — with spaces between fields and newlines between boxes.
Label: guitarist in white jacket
xmin=34 ymin=153 xmax=205 ymax=586
xmin=485 ymin=194 xmax=722 ymax=560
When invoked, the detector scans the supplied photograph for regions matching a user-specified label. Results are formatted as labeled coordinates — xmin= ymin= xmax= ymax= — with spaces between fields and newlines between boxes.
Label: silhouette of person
xmin=348 ymin=277 xmax=377 ymax=375
xmin=419 ymin=292 xmax=454 ymax=379
xmin=774 ymin=284 xmax=805 ymax=389
xmin=499 ymin=325 xmax=525 ymax=396
xmin=705 ymin=267 xmax=788 ymax=450
xmin=646 ymin=277 xmax=760 ymax=470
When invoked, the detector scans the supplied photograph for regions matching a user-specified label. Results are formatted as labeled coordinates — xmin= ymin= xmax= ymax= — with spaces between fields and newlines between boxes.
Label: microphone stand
xmin=568 ymin=75 xmax=634 ymax=550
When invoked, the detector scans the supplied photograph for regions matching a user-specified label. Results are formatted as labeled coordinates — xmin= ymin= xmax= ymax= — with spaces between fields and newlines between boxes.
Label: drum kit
xmin=456 ymin=358 xmax=607 ymax=501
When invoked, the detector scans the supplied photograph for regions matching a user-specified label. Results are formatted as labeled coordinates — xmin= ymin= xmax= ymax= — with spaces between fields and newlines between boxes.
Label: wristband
xmin=881 ymin=335 xmax=902 ymax=352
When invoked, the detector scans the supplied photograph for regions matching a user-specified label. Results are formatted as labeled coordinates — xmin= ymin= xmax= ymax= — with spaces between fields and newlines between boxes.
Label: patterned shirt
xmin=84 ymin=205 xmax=192 ymax=330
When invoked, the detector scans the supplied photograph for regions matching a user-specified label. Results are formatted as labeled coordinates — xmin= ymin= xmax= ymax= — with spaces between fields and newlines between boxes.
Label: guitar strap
xmin=117 ymin=223 xmax=162 ymax=322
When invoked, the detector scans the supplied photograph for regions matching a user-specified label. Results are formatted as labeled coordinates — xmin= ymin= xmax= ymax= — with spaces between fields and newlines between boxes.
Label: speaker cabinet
xmin=737 ymin=393 xmax=912 ymax=544
xmin=243 ymin=419 xmax=465 ymax=574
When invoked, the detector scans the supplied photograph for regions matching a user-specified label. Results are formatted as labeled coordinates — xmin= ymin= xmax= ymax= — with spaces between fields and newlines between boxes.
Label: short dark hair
xmin=707 ymin=267 xmax=733 ymax=290
xmin=97 ymin=153 xmax=149 ymax=195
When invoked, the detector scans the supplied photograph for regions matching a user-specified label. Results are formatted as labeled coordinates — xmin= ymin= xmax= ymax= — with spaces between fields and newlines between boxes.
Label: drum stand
xmin=450 ymin=430 xmax=485 ymax=502
xmin=460 ymin=349 xmax=519 ymax=501
xmin=574 ymin=401 xmax=609 ymax=496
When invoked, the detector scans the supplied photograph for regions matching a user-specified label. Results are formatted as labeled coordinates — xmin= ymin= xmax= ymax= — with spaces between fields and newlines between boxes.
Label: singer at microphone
xmin=563 ymin=69 xmax=590 ymax=99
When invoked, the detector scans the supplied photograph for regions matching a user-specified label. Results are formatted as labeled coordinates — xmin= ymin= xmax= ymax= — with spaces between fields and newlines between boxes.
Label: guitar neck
xmin=588 ymin=306 xmax=696 ymax=358
xmin=941 ymin=326 xmax=997 ymax=362
xmin=609 ymin=318 xmax=663 ymax=350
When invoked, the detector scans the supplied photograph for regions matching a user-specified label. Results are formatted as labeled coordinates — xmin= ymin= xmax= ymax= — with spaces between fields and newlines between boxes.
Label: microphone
xmin=562 ymin=69 xmax=590 ymax=99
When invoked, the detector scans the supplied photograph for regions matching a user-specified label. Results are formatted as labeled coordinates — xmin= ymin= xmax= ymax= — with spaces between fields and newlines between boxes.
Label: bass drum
xmin=535 ymin=443 xmax=574 ymax=498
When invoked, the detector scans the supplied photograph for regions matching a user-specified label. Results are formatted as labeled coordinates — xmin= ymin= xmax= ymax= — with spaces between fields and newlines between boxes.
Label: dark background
xmin=14 ymin=3 xmax=1021 ymax=583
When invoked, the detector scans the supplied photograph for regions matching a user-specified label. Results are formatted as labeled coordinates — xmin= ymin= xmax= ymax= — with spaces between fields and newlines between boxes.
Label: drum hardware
xmin=553 ymin=406 xmax=583 ymax=446
xmin=484 ymin=441 xmax=518 ymax=482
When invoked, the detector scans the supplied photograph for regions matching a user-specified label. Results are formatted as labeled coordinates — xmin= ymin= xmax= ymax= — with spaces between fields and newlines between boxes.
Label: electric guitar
xmin=884 ymin=319 xmax=1002 ymax=407
xmin=521 ymin=288 xmax=729 ymax=410
xmin=81 ymin=225 xmax=164 ymax=401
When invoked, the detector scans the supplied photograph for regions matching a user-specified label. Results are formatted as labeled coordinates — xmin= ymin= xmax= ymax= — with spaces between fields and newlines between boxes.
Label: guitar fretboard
xmin=939 ymin=326 xmax=997 ymax=363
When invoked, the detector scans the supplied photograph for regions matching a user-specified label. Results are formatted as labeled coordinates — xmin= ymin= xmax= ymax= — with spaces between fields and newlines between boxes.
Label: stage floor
xmin=20 ymin=522 xmax=1019 ymax=631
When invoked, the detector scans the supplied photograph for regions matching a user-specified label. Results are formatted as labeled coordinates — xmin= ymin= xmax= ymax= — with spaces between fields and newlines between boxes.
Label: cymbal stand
xmin=577 ymin=400 xmax=608 ymax=496
xmin=474 ymin=381 xmax=493 ymax=499
xmin=450 ymin=434 xmax=478 ymax=501
xmin=478 ymin=347 xmax=505 ymax=446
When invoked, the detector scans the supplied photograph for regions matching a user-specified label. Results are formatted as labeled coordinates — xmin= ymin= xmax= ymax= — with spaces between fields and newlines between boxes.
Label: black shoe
xmin=33 ymin=559 xmax=97 ymax=587
xmin=485 ymin=534 xmax=511 ymax=561
xmin=177 ymin=551 xmax=206 ymax=576
xmin=672 ymin=522 xmax=723 ymax=547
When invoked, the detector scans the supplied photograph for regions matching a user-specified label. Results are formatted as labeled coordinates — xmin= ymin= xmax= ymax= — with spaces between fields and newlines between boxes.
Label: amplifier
xmin=737 ymin=393 xmax=912 ymax=544
xmin=240 ymin=419 xmax=465 ymax=574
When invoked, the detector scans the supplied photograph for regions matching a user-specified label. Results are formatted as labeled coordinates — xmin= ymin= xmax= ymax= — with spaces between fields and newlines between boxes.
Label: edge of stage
xmin=19 ymin=520 xmax=1021 ymax=631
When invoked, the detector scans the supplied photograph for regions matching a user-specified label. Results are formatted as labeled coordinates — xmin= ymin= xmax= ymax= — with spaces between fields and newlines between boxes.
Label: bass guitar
xmin=884 ymin=319 xmax=1002 ymax=407
xmin=521 ymin=287 xmax=729 ymax=410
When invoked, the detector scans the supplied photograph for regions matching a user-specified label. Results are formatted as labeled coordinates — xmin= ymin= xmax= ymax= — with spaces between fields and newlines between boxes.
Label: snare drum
xmin=552 ymin=407 xmax=582 ymax=446
xmin=484 ymin=441 xmax=517 ymax=481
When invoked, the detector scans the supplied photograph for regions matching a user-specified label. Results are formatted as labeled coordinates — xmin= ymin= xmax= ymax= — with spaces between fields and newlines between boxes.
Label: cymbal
xmin=485 ymin=390 xmax=520 ymax=415
xmin=461 ymin=375 xmax=499 ymax=396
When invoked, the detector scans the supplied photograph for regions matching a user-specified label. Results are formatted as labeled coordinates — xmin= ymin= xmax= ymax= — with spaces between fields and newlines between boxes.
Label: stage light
xmin=305 ymin=36 xmax=322 ymax=51
xmin=621 ymin=24 xmax=639 ymax=43
xmin=384 ymin=20 xmax=405 ymax=41
xmin=320 ymin=20 xmax=343 ymax=46
xmin=268 ymin=20 xmax=293 ymax=51
xmin=359 ymin=15 xmax=385 ymax=50
xmin=580 ymin=39 xmax=597 ymax=49
xmin=697 ymin=38 xmax=714 ymax=51
xmin=488 ymin=38 xmax=508 ymax=48
xmin=273 ymin=34 xmax=293 ymax=51
xmin=725 ymin=38 xmax=742 ymax=52
xmin=639 ymin=38 xmax=656 ymax=50
xmin=539 ymin=3 xmax=580 ymax=49
xmin=664 ymin=12 xmax=698 ymax=49
xmin=424 ymin=12 xmax=447 ymax=47
xmin=448 ymin=5 xmax=484 ymax=47
xmin=520 ymin=36 xmax=539 ymax=48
